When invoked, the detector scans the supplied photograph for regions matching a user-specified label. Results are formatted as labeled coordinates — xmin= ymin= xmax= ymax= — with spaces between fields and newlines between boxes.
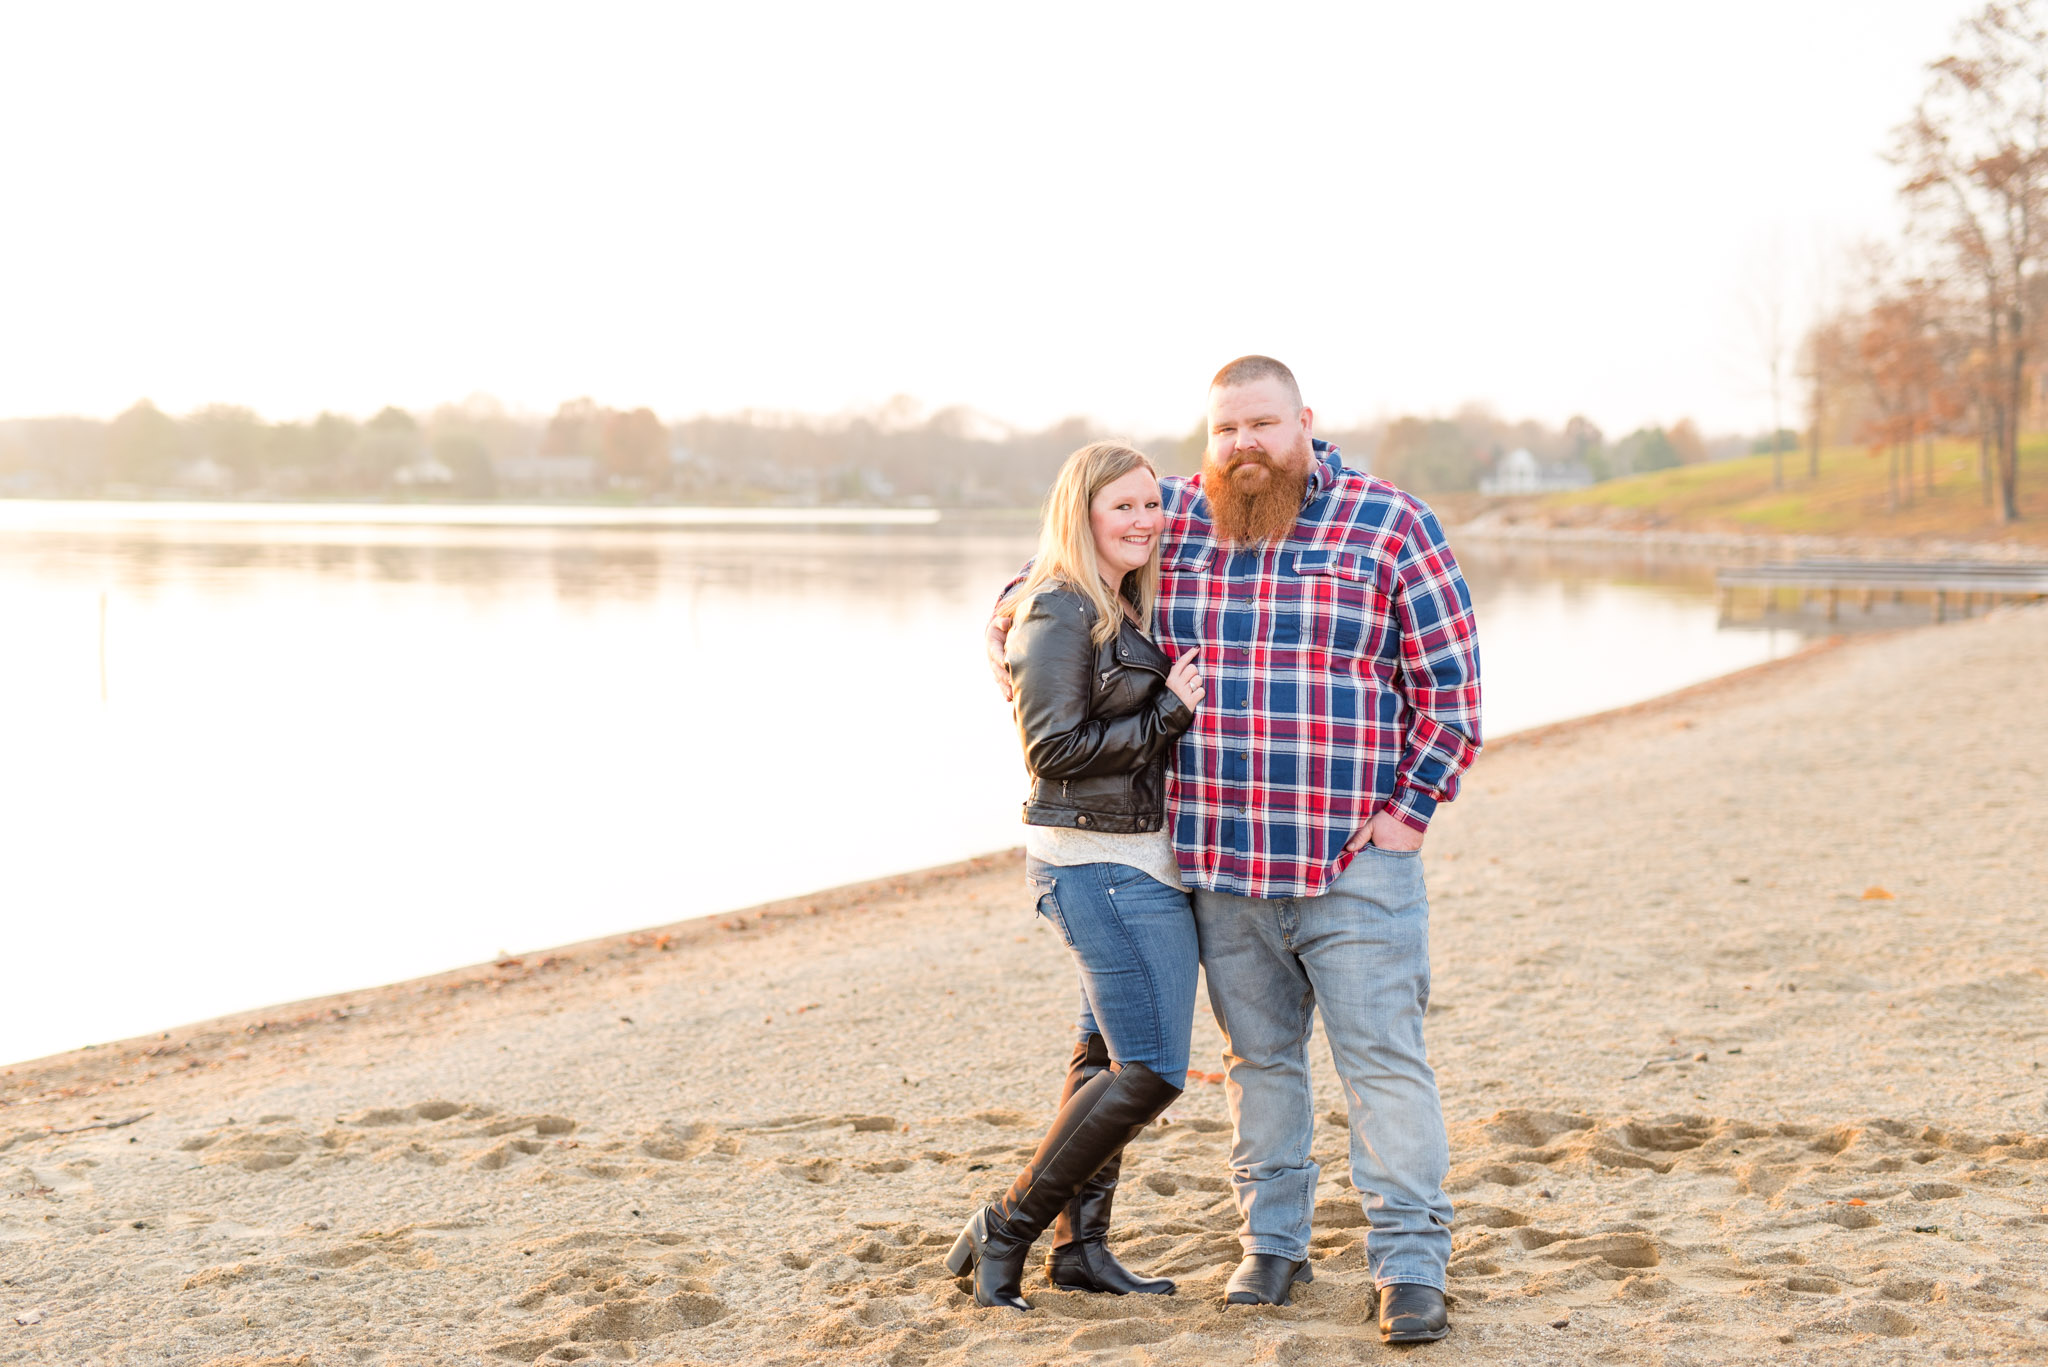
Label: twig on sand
xmin=1621 ymin=1056 xmax=1688 ymax=1080
xmin=45 ymin=1112 xmax=152 ymax=1136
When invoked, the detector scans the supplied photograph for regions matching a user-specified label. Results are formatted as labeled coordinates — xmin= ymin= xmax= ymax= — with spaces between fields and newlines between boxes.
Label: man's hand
xmin=987 ymin=612 xmax=1015 ymax=700
xmin=1344 ymin=809 xmax=1425 ymax=854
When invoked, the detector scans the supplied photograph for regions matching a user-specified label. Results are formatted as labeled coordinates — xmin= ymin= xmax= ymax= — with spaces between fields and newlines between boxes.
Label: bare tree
xmin=1741 ymin=239 xmax=1797 ymax=490
xmin=1894 ymin=0 xmax=2048 ymax=523
xmin=1800 ymin=311 xmax=1852 ymax=479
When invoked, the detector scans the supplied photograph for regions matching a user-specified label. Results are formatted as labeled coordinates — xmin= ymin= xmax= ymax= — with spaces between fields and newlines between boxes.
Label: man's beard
xmin=1205 ymin=445 xmax=1310 ymax=545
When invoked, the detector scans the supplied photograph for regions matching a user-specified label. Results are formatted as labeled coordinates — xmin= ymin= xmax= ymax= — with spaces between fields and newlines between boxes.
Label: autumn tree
xmin=1668 ymin=418 xmax=1708 ymax=465
xmin=1853 ymin=280 xmax=1960 ymax=511
xmin=106 ymin=399 xmax=184 ymax=485
xmin=601 ymin=406 xmax=667 ymax=486
xmin=1894 ymin=0 xmax=2048 ymax=522
xmin=1799 ymin=311 xmax=1855 ymax=479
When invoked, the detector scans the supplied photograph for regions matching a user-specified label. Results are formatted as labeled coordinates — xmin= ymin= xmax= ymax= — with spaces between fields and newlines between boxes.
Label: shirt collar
xmin=1308 ymin=439 xmax=1341 ymax=500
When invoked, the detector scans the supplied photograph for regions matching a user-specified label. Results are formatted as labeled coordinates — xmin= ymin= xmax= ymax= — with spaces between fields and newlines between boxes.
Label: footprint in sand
xmin=1437 ymin=1102 xmax=2048 ymax=1337
xmin=173 ymin=1100 xmax=582 ymax=1175
xmin=638 ymin=1120 xmax=720 ymax=1160
xmin=178 ymin=1119 xmax=324 ymax=1173
xmin=487 ymin=1230 xmax=725 ymax=1361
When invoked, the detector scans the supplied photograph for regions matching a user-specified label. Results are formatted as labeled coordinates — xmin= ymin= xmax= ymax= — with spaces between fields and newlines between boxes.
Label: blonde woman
xmin=945 ymin=442 xmax=1205 ymax=1310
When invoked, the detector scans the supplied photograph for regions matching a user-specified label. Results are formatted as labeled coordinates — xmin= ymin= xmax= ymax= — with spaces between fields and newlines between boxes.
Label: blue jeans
xmin=1193 ymin=846 xmax=1452 ymax=1289
xmin=1025 ymin=857 xmax=1199 ymax=1090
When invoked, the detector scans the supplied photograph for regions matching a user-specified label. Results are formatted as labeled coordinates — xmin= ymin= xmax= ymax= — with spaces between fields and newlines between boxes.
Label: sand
xmin=3 ymin=603 xmax=2046 ymax=1366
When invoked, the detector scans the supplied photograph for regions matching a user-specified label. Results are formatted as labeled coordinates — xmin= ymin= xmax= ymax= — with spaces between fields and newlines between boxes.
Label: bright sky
xmin=0 ymin=1 xmax=1978 ymax=438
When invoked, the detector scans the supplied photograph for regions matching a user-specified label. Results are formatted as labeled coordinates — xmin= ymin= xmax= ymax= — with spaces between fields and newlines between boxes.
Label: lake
xmin=0 ymin=504 xmax=1812 ymax=1065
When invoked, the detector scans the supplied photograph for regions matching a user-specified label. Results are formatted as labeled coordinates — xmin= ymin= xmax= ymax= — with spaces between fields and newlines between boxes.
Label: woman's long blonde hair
xmin=1001 ymin=441 xmax=1161 ymax=647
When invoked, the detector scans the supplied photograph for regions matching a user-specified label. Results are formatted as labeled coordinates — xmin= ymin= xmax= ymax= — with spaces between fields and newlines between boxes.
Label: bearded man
xmin=988 ymin=355 xmax=1482 ymax=1345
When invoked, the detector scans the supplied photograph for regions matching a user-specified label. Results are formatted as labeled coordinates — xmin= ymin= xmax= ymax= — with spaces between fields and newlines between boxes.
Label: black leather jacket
xmin=1007 ymin=584 xmax=1195 ymax=834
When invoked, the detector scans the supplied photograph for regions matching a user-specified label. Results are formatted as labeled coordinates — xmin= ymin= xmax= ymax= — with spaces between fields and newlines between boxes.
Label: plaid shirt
xmin=1150 ymin=441 xmax=1482 ymax=899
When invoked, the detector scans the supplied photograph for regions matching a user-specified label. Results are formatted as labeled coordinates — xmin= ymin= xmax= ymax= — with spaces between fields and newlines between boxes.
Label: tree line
xmin=0 ymin=397 xmax=1115 ymax=506
xmin=0 ymin=391 xmax=1755 ymax=506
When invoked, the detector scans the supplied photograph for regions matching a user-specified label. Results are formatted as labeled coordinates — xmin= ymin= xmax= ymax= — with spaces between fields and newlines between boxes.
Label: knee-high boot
xmin=1046 ymin=1034 xmax=1175 ymax=1295
xmin=945 ymin=1060 xmax=1182 ymax=1309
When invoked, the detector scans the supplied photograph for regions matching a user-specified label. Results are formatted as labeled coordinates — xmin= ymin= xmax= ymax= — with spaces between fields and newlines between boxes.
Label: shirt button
xmin=1239 ymin=700 xmax=1249 ymax=708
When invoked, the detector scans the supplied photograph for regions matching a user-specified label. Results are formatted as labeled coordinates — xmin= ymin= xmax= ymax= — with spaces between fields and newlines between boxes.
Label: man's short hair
xmin=1209 ymin=355 xmax=1302 ymax=410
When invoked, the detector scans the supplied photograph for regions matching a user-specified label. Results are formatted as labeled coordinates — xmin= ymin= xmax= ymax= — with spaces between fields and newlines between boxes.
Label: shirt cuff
xmin=1385 ymin=786 xmax=1437 ymax=833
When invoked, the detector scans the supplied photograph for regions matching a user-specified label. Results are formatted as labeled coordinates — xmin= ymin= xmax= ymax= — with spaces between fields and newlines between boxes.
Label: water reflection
xmin=0 ymin=512 xmax=1812 ymax=1064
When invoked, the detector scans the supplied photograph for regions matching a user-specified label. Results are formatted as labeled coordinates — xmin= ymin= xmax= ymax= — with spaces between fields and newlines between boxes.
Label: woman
xmin=945 ymin=441 xmax=1205 ymax=1311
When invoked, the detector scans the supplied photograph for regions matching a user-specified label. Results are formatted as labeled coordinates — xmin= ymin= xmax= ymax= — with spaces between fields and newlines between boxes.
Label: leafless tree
xmin=1741 ymin=240 xmax=1797 ymax=489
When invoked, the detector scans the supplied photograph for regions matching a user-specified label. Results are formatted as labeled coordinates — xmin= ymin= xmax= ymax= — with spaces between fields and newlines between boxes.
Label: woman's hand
xmin=1166 ymin=646 xmax=1204 ymax=711
xmin=987 ymin=612 xmax=1015 ymax=699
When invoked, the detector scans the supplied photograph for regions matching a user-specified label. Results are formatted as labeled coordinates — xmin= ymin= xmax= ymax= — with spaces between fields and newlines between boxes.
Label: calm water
xmin=0 ymin=505 xmax=1808 ymax=1065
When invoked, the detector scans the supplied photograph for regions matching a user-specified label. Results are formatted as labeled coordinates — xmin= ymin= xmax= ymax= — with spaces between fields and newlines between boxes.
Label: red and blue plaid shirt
xmin=1150 ymin=441 xmax=1482 ymax=899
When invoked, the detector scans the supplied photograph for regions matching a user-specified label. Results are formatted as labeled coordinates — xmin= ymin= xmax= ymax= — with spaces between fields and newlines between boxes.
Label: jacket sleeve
xmin=1384 ymin=504 xmax=1483 ymax=832
xmin=1008 ymin=592 xmax=1194 ymax=781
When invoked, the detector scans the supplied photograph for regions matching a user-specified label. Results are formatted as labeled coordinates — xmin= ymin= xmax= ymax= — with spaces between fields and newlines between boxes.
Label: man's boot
xmin=1225 ymin=1253 xmax=1313 ymax=1305
xmin=1378 ymin=1283 xmax=1449 ymax=1342
xmin=1045 ymin=1034 xmax=1174 ymax=1295
xmin=945 ymin=1061 xmax=1182 ymax=1309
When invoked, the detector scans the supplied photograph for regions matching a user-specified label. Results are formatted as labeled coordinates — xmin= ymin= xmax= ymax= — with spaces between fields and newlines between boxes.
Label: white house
xmin=1480 ymin=448 xmax=1593 ymax=496
xmin=492 ymin=454 xmax=598 ymax=493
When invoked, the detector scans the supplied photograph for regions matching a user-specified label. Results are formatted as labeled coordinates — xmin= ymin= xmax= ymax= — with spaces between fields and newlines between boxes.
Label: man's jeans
xmin=1193 ymin=846 xmax=1453 ymax=1289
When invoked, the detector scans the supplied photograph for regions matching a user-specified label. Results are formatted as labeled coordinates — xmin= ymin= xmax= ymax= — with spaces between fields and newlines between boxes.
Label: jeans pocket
xmin=1029 ymin=875 xmax=1076 ymax=948
xmin=1364 ymin=843 xmax=1421 ymax=859
xmin=1102 ymin=862 xmax=1158 ymax=892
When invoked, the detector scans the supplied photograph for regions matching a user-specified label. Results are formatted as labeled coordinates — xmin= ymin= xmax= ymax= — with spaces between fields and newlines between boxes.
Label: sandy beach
xmin=4 ymin=604 xmax=2046 ymax=1366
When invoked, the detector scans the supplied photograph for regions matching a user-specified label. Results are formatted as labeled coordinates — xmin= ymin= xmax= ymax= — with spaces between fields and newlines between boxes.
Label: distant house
xmin=173 ymin=457 xmax=233 ymax=493
xmin=1480 ymin=447 xmax=1592 ymax=496
xmin=491 ymin=454 xmax=597 ymax=494
xmin=393 ymin=455 xmax=456 ymax=487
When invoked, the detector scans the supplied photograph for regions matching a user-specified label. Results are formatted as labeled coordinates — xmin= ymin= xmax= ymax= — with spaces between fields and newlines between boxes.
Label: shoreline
xmin=4 ymin=633 xmax=1859 ymax=1086
xmin=0 ymin=850 xmax=1020 ymax=1103
xmin=4 ymin=604 xmax=2044 ymax=1365
xmin=1448 ymin=517 xmax=2048 ymax=564
xmin=7 ymin=492 xmax=2046 ymax=562
xmin=8 ymin=610 xmax=2039 ymax=1367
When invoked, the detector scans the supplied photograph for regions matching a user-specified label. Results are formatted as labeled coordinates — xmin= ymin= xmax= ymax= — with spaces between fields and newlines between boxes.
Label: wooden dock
xmin=1715 ymin=559 xmax=2048 ymax=623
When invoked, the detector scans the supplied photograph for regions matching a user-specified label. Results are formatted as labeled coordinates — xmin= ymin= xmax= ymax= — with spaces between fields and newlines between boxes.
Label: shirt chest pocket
xmin=1281 ymin=549 xmax=1380 ymax=655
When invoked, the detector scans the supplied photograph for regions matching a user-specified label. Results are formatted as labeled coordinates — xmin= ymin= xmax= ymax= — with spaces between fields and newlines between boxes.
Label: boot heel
xmin=945 ymin=1221 xmax=978 ymax=1278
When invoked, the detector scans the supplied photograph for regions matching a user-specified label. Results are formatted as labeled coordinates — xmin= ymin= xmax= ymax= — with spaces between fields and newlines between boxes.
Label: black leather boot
xmin=1377 ymin=1283 xmax=1449 ymax=1342
xmin=946 ymin=1061 xmax=1182 ymax=1310
xmin=1046 ymin=1034 xmax=1174 ymax=1295
xmin=1225 ymin=1253 xmax=1313 ymax=1305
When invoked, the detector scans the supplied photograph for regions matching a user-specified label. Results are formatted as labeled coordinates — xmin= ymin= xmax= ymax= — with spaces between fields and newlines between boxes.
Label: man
xmin=988 ymin=356 xmax=1481 ymax=1344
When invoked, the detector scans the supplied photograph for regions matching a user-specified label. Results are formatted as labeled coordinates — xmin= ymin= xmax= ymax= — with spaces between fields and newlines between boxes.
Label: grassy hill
xmin=1517 ymin=439 xmax=2048 ymax=546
